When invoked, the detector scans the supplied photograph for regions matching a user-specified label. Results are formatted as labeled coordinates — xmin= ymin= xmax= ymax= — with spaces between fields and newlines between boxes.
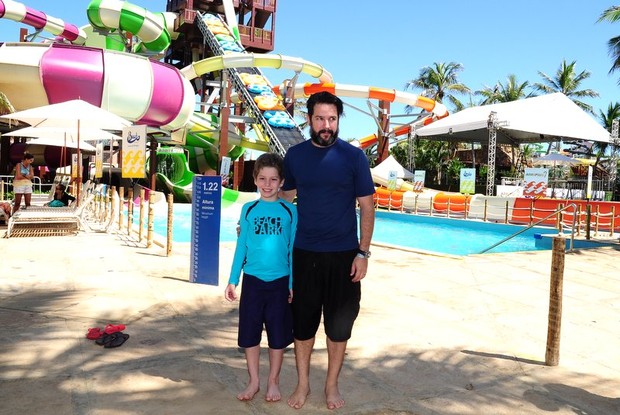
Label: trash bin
xmin=604 ymin=191 xmax=613 ymax=201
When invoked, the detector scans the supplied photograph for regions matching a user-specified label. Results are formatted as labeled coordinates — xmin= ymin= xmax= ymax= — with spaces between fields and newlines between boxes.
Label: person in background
xmin=0 ymin=201 xmax=11 ymax=221
xmin=46 ymin=183 xmax=75 ymax=207
xmin=225 ymin=152 xmax=298 ymax=403
xmin=280 ymin=91 xmax=376 ymax=410
xmin=12 ymin=152 xmax=35 ymax=214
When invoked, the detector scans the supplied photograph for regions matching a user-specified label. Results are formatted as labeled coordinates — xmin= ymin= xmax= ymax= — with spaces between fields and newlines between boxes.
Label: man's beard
xmin=310 ymin=128 xmax=339 ymax=147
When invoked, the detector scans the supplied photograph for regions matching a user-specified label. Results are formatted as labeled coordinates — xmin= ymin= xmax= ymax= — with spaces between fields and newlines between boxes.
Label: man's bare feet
xmin=287 ymin=385 xmax=310 ymax=409
xmin=237 ymin=382 xmax=260 ymax=401
xmin=265 ymin=381 xmax=282 ymax=402
xmin=325 ymin=384 xmax=345 ymax=410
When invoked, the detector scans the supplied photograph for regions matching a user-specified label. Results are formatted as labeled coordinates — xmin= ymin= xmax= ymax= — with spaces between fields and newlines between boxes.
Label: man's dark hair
xmin=306 ymin=91 xmax=344 ymax=118
xmin=253 ymin=152 xmax=284 ymax=179
xmin=23 ymin=152 xmax=34 ymax=160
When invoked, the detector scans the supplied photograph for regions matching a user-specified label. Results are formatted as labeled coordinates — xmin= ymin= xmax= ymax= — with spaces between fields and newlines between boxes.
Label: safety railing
xmin=1 ymin=175 xmax=47 ymax=198
xmin=478 ymin=203 xmax=578 ymax=254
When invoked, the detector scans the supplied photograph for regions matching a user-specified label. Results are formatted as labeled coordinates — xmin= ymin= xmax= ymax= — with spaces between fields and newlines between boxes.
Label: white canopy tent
xmin=415 ymin=93 xmax=611 ymax=145
xmin=414 ymin=93 xmax=611 ymax=195
xmin=371 ymin=154 xmax=414 ymax=180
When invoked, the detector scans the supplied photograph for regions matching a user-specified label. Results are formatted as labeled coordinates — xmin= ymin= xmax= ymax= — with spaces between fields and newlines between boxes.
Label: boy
xmin=225 ymin=152 xmax=297 ymax=402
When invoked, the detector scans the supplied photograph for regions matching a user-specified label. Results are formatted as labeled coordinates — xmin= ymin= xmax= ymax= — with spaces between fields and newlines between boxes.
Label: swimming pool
xmin=137 ymin=203 xmax=565 ymax=256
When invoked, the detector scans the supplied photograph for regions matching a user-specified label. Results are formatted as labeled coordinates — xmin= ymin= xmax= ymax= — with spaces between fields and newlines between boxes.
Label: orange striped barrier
xmin=373 ymin=187 xmax=404 ymax=210
xmin=433 ymin=192 xmax=471 ymax=213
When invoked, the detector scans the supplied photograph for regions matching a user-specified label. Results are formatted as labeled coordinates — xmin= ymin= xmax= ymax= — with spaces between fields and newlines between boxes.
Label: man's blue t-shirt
xmin=228 ymin=198 xmax=297 ymax=289
xmin=282 ymin=139 xmax=375 ymax=252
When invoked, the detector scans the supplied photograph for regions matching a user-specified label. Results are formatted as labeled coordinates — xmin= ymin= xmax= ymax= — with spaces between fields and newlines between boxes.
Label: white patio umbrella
xmin=532 ymin=153 xmax=581 ymax=197
xmin=4 ymin=125 xmax=121 ymax=144
xmin=0 ymin=99 xmax=131 ymax=203
xmin=3 ymin=126 xmax=119 ymax=153
xmin=532 ymin=152 xmax=580 ymax=166
xmin=25 ymin=137 xmax=97 ymax=152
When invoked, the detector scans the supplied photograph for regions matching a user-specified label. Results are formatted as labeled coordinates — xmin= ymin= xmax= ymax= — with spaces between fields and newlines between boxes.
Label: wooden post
xmin=167 ymin=193 xmax=174 ymax=256
xmin=545 ymin=236 xmax=565 ymax=366
xmin=139 ymin=188 xmax=145 ymax=241
xmin=611 ymin=206 xmax=616 ymax=237
xmin=146 ymin=192 xmax=154 ymax=248
xmin=483 ymin=199 xmax=488 ymax=222
xmin=529 ymin=199 xmax=534 ymax=226
xmin=127 ymin=188 xmax=134 ymax=236
xmin=104 ymin=187 xmax=110 ymax=222
xmin=464 ymin=198 xmax=468 ymax=220
xmin=504 ymin=200 xmax=509 ymax=224
xmin=110 ymin=186 xmax=116 ymax=225
xmin=118 ymin=186 xmax=124 ymax=231
xmin=150 ymin=136 xmax=158 ymax=190
xmin=585 ymin=205 xmax=591 ymax=240
xmin=595 ymin=205 xmax=600 ymax=236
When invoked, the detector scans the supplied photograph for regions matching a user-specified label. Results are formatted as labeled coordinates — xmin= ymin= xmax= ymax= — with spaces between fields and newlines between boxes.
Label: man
xmin=281 ymin=91 xmax=375 ymax=410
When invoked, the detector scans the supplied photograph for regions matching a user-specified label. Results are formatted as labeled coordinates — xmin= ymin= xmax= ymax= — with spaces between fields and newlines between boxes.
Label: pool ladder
xmin=478 ymin=203 xmax=578 ymax=254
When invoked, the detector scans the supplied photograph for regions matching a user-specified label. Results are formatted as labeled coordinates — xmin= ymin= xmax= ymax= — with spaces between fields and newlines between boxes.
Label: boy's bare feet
xmin=237 ymin=383 xmax=260 ymax=401
xmin=325 ymin=385 xmax=345 ymax=410
xmin=287 ymin=385 xmax=310 ymax=409
xmin=265 ymin=381 xmax=282 ymax=402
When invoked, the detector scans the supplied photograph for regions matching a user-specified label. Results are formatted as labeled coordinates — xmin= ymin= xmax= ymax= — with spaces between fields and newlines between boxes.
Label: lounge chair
xmin=5 ymin=191 xmax=95 ymax=237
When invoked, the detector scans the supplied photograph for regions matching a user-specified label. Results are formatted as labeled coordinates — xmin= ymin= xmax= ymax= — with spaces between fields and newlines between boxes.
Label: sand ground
xmin=0 ymin=224 xmax=619 ymax=414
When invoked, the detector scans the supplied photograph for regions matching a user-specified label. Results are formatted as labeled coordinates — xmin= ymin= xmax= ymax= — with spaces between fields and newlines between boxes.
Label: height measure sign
xmin=190 ymin=175 xmax=221 ymax=285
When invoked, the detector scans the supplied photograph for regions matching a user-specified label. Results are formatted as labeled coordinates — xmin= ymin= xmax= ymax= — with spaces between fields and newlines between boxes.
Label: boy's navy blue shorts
xmin=238 ymin=273 xmax=293 ymax=350
xmin=291 ymin=248 xmax=360 ymax=342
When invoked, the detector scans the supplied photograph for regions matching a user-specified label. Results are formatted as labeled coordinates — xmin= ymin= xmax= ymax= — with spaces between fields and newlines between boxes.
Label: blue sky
xmin=1 ymin=0 xmax=619 ymax=140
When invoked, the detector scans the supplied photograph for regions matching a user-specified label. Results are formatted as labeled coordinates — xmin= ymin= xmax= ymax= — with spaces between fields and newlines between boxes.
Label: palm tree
xmin=533 ymin=60 xmax=599 ymax=114
xmin=475 ymin=74 xmax=534 ymax=104
xmin=595 ymin=102 xmax=620 ymax=166
xmin=597 ymin=6 xmax=620 ymax=81
xmin=404 ymin=62 xmax=470 ymax=112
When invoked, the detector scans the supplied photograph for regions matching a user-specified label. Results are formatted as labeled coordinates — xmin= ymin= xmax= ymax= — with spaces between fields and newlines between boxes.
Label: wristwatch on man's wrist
xmin=356 ymin=248 xmax=371 ymax=259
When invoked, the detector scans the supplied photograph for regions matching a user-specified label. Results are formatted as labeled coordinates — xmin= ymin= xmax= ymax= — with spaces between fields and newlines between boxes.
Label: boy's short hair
xmin=253 ymin=152 xmax=284 ymax=179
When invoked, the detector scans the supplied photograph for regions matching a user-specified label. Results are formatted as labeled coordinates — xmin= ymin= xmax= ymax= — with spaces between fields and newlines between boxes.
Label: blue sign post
xmin=190 ymin=175 xmax=221 ymax=285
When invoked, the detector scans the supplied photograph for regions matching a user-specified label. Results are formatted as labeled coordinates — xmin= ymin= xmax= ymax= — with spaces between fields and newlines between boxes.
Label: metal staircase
xmin=195 ymin=11 xmax=305 ymax=157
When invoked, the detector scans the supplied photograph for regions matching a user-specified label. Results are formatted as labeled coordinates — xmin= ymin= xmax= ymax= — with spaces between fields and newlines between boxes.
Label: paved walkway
xmin=0 ymin=227 xmax=618 ymax=414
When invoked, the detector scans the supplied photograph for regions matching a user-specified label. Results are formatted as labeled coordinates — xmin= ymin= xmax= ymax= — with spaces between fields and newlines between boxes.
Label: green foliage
xmin=533 ymin=60 xmax=599 ymax=114
xmin=404 ymin=61 xmax=471 ymax=112
xmin=476 ymin=74 xmax=534 ymax=104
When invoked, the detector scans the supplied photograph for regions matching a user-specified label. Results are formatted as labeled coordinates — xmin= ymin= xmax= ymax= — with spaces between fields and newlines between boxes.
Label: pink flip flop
xmin=104 ymin=324 xmax=126 ymax=334
xmin=86 ymin=327 xmax=103 ymax=340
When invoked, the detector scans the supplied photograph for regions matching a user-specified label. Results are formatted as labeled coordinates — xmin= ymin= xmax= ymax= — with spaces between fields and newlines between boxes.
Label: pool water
xmin=372 ymin=210 xmax=557 ymax=255
xmin=135 ymin=203 xmax=563 ymax=256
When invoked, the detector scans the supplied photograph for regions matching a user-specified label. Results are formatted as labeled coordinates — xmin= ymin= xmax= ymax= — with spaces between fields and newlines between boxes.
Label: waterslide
xmin=0 ymin=1 xmax=332 ymax=199
xmin=0 ymin=0 xmax=87 ymax=44
xmin=0 ymin=0 xmax=448 ymax=201
xmin=156 ymin=147 xmax=258 ymax=206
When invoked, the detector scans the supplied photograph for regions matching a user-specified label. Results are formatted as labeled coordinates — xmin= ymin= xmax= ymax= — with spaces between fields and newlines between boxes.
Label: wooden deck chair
xmin=5 ymin=191 xmax=96 ymax=237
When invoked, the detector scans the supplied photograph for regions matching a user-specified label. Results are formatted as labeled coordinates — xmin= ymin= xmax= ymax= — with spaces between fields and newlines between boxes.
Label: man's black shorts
xmin=291 ymin=248 xmax=360 ymax=342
